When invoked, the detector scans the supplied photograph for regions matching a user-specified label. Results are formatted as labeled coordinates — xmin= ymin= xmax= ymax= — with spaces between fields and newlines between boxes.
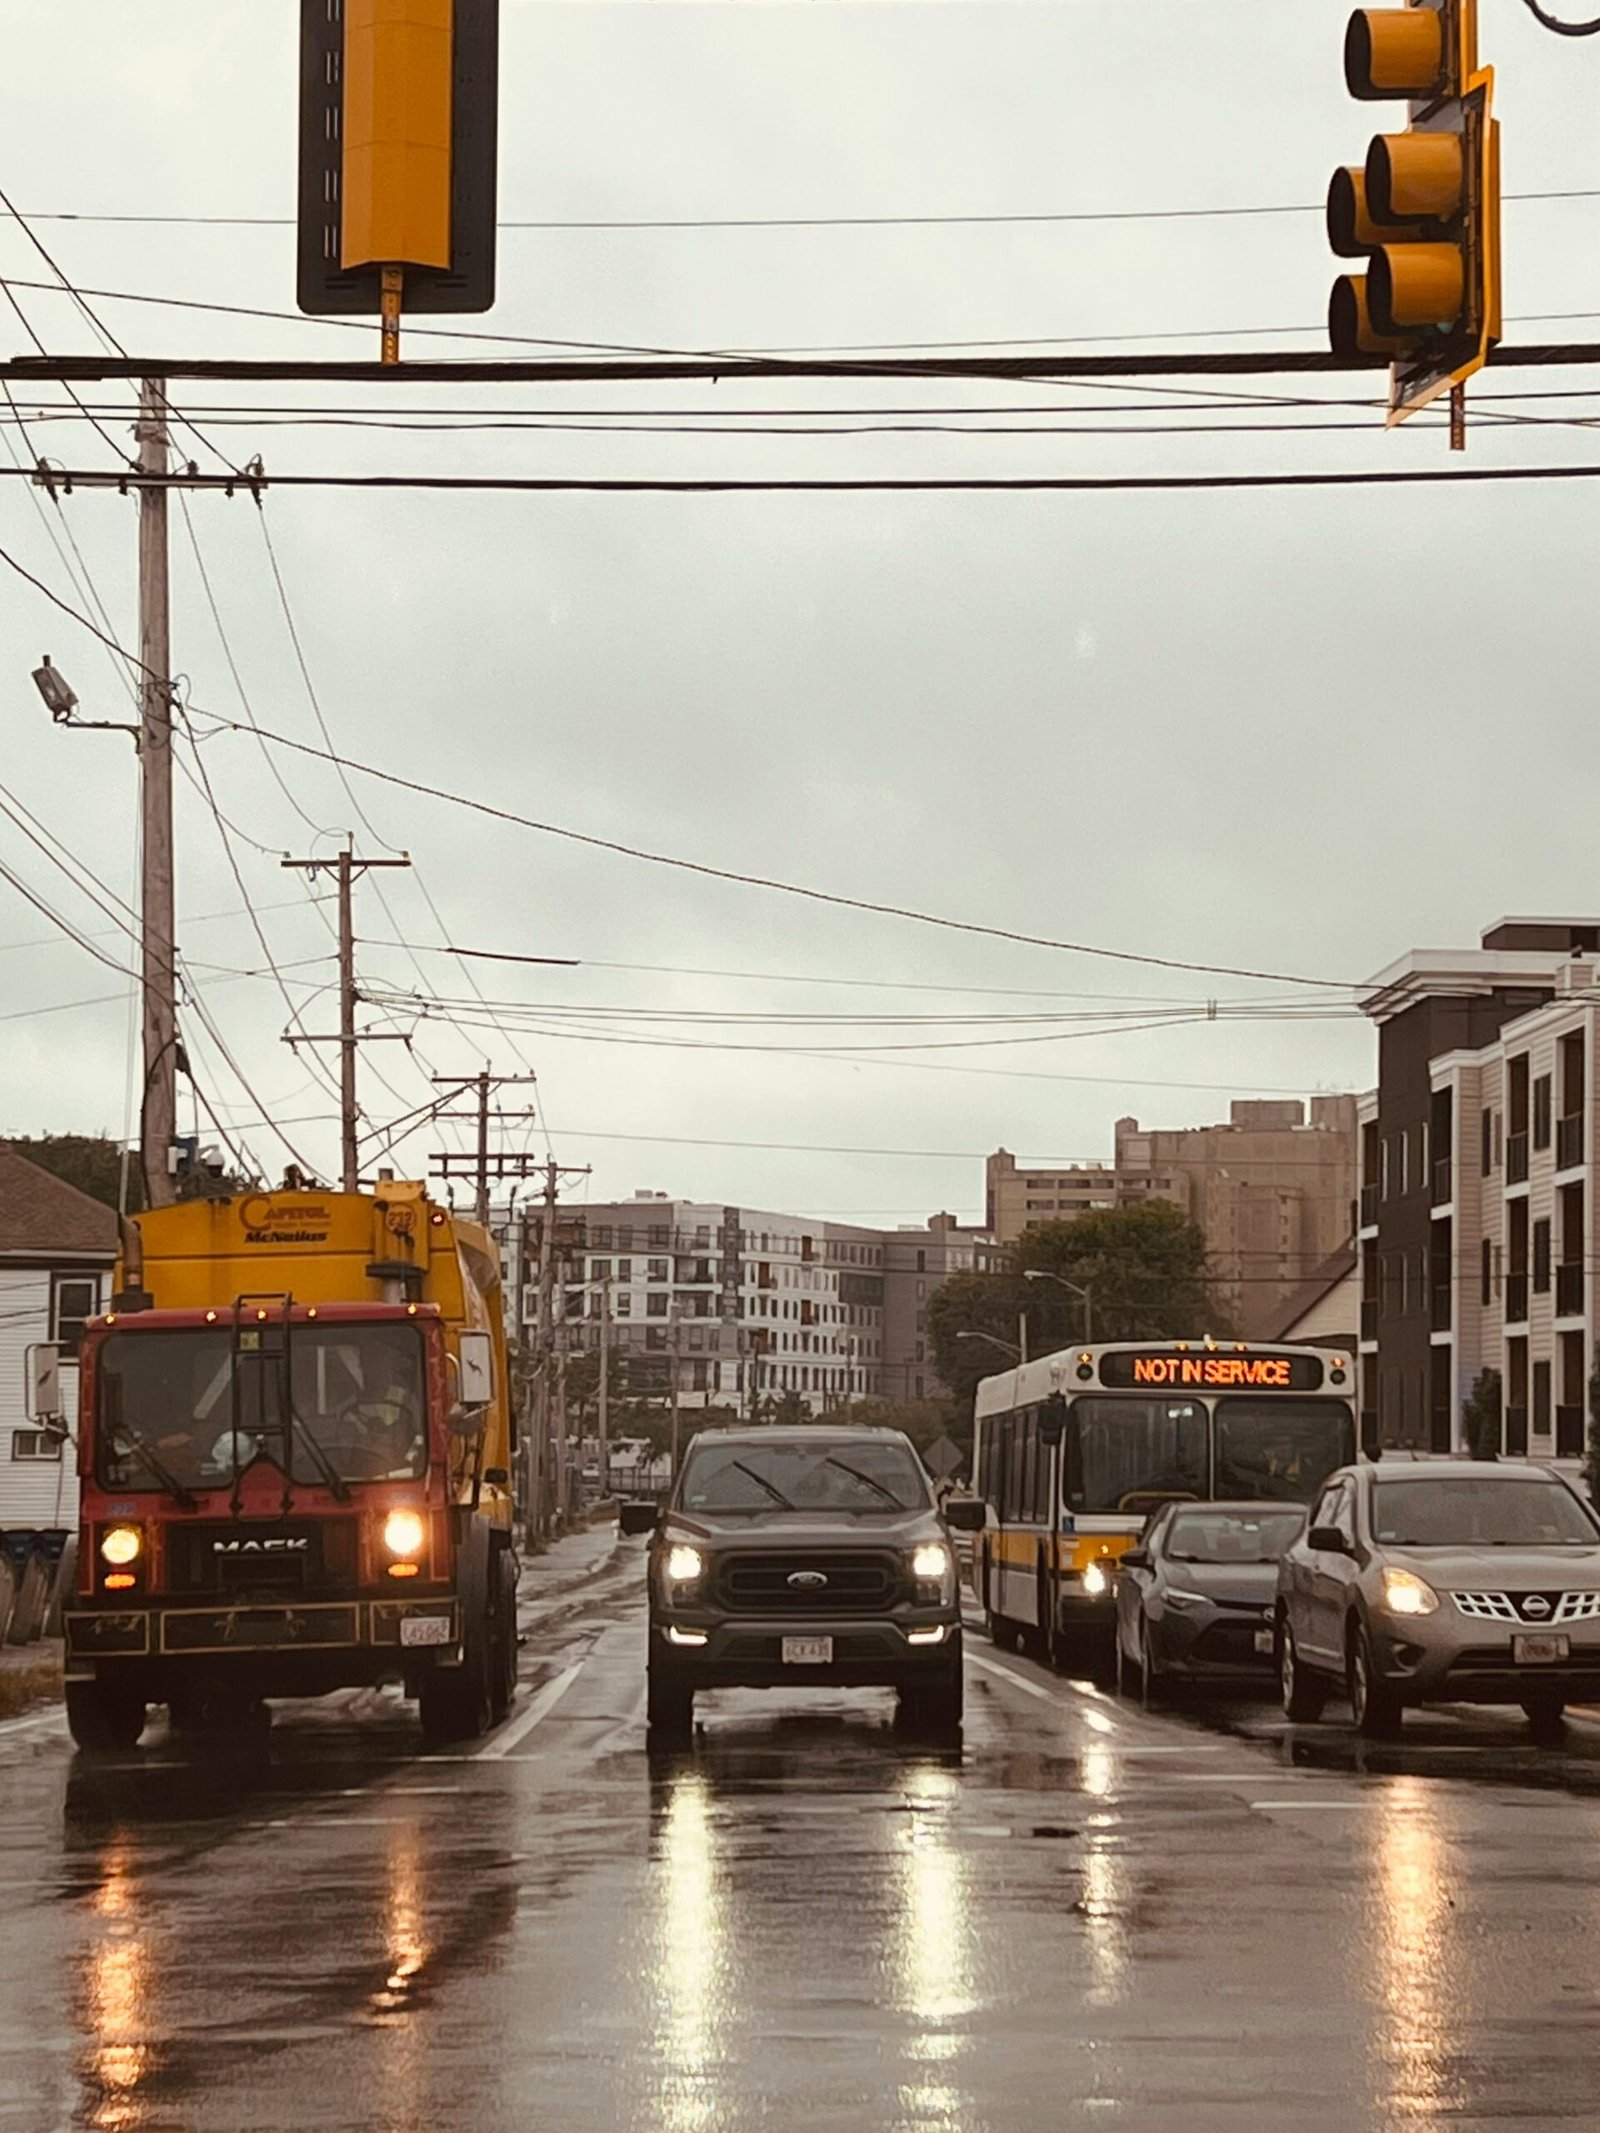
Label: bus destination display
xmin=1099 ymin=1349 xmax=1327 ymax=1392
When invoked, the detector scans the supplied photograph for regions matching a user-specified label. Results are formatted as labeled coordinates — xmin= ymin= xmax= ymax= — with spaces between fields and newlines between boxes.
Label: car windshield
xmin=1164 ymin=1506 xmax=1306 ymax=1563
xmin=1065 ymin=1399 xmax=1207 ymax=1513
xmin=96 ymin=1323 xmax=428 ymax=1490
xmin=1372 ymin=1476 xmax=1600 ymax=1548
xmin=678 ymin=1438 xmax=930 ymax=1514
xmin=1213 ymin=1400 xmax=1356 ymax=1504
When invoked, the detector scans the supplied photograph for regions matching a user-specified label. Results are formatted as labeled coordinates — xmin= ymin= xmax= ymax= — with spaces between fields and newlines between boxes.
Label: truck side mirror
xmin=23 ymin=1343 xmax=62 ymax=1425
xmin=456 ymin=1330 xmax=494 ymax=1409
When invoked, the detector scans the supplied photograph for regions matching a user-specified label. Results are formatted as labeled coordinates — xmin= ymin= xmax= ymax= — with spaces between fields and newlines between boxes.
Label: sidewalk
xmin=0 ymin=1636 xmax=62 ymax=1718
xmin=515 ymin=1516 xmax=632 ymax=1626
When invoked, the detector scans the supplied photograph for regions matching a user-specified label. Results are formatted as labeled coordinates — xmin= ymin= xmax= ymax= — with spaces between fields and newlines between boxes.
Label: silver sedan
xmin=1275 ymin=1458 xmax=1600 ymax=1739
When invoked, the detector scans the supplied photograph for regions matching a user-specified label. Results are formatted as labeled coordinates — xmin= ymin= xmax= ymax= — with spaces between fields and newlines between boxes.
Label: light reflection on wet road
xmin=7 ymin=1561 xmax=1600 ymax=2130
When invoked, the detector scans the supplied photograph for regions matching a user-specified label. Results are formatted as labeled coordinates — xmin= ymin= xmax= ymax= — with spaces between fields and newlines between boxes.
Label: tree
xmin=3 ymin=1132 xmax=142 ymax=1212
xmin=1463 ymin=1368 xmax=1502 ymax=1462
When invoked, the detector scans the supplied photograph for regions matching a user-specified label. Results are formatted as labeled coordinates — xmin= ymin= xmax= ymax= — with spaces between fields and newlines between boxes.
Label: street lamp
xmin=1023 ymin=1267 xmax=1094 ymax=1344
xmin=29 ymin=657 xmax=141 ymax=743
xmin=955 ymin=1329 xmax=1022 ymax=1364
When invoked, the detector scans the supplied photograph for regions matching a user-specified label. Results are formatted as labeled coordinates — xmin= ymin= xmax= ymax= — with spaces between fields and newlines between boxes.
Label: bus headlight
xmin=1081 ymin=1559 xmax=1111 ymax=1599
xmin=100 ymin=1525 xmax=142 ymax=1567
xmin=382 ymin=1510 xmax=425 ymax=1559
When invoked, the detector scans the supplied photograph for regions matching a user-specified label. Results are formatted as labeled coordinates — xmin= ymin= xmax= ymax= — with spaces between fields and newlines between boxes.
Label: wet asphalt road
xmin=8 ymin=1543 xmax=1600 ymax=2132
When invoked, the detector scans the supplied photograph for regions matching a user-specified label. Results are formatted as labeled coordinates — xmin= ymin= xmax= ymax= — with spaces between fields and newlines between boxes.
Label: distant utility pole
xmin=281 ymin=845 xmax=412 ymax=1191
xmin=516 ymin=1154 xmax=592 ymax=1548
xmin=138 ymin=380 xmax=177 ymax=1208
xmin=428 ymin=1070 xmax=540 ymax=1226
xmin=597 ymin=1271 xmax=611 ymax=1498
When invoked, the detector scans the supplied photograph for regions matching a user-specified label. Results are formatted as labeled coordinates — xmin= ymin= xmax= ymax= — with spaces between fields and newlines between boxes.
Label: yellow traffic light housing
xmin=1327 ymin=0 xmax=1501 ymax=432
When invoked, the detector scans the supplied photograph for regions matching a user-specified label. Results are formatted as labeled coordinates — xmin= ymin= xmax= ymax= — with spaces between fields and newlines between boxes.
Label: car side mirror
xmin=619 ymin=1500 xmax=660 ymax=1536
xmin=482 ymin=1466 xmax=508 ymax=1487
xmin=942 ymin=1496 xmax=985 ymax=1532
xmin=1120 ymin=1547 xmax=1151 ymax=1572
xmin=1307 ymin=1523 xmax=1353 ymax=1555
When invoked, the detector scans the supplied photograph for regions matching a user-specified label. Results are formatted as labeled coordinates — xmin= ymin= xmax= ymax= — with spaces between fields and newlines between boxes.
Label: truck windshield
xmin=1213 ymin=1400 xmax=1355 ymax=1505
xmin=95 ymin=1323 xmax=427 ymax=1491
xmin=679 ymin=1438 xmax=930 ymax=1514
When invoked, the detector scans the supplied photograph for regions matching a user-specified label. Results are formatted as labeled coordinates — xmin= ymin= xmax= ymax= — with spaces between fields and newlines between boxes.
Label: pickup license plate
xmin=782 ymin=1636 xmax=833 ymax=1665
xmin=1253 ymin=1629 xmax=1275 ymax=1655
xmin=1513 ymin=1632 xmax=1569 ymax=1665
xmin=400 ymin=1615 xmax=453 ymax=1649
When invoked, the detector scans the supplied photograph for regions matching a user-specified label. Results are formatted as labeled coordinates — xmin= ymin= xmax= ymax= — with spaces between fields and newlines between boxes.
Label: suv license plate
xmin=782 ymin=1636 xmax=833 ymax=1665
xmin=1253 ymin=1629 xmax=1275 ymax=1655
xmin=1513 ymin=1632 xmax=1569 ymax=1665
xmin=400 ymin=1616 xmax=453 ymax=1649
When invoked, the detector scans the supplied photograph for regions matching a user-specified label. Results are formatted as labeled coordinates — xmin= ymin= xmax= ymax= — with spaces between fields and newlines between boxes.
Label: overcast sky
xmin=2 ymin=1 xmax=1598 ymax=1231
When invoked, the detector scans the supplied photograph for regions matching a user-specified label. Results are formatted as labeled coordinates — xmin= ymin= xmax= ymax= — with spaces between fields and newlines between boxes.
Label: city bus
xmin=972 ymin=1340 xmax=1357 ymax=1672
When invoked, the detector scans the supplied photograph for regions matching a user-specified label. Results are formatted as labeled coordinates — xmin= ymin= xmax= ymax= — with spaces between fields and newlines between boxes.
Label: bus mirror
xmin=1039 ymin=1393 xmax=1067 ymax=1447
xmin=456 ymin=1330 xmax=494 ymax=1410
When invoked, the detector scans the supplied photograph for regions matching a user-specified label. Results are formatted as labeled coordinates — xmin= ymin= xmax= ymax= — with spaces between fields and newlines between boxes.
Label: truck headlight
xmin=382 ymin=1510 xmax=425 ymax=1559
xmin=912 ymin=1542 xmax=951 ymax=1582
xmin=1381 ymin=1567 xmax=1439 ymax=1617
xmin=666 ymin=1544 xmax=705 ymax=1585
xmin=100 ymin=1525 xmax=142 ymax=1567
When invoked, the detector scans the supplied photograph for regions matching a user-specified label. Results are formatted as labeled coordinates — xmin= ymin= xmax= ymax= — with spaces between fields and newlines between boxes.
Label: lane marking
xmin=968 ymin=1653 xmax=1059 ymax=1705
xmin=477 ymin=1661 xmax=583 ymax=1761
xmin=1249 ymin=1801 xmax=1368 ymax=1811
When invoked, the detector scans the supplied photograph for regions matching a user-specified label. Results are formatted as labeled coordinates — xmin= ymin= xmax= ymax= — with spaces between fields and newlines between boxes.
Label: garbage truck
xmin=60 ymin=1180 xmax=518 ymax=1750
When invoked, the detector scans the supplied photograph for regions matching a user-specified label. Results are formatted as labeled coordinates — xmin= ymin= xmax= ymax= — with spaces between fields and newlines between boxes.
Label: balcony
xmin=1430 ymin=1283 xmax=1452 ymax=1333
xmin=1359 ymin=1183 xmax=1379 ymax=1228
xmin=1558 ymin=1113 xmax=1586 ymax=1170
xmin=1557 ymin=1263 xmax=1586 ymax=1317
xmin=1505 ymin=1272 xmax=1529 ymax=1324
xmin=1558 ymin=1406 xmax=1586 ymax=1458
xmin=1506 ymin=1131 xmax=1530 ymax=1185
xmin=1431 ymin=1157 xmax=1453 ymax=1207
xmin=1505 ymin=1405 xmax=1529 ymax=1456
xmin=1360 ymin=1297 xmax=1378 ymax=1341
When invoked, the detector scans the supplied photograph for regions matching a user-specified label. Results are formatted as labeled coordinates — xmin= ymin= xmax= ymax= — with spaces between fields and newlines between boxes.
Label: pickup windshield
xmin=95 ymin=1323 xmax=427 ymax=1490
xmin=679 ymin=1439 xmax=930 ymax=1514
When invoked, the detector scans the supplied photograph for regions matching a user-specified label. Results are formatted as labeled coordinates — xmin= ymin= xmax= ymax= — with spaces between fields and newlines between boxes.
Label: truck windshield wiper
xmin=820 ymin=1455 xmax=908 ymax=1509
xmin=725 ymin=1459 xmax=794 ymax=1509
xmin=283 ymin=1403 xmax=351 ymax=1504
xmin=111 ymin=1427 xmax=197 ymax=1510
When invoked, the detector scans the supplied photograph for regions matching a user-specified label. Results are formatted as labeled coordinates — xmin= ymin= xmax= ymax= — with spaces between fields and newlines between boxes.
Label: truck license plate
xmin=400 ymin=1616 xmax=453 ymax=1649
xmin=782 ymin=1636 xmax=833 ymax=1665
xmin=1513 ymin=1632 xmax=1569 ymax=1665
xmin=1253 ymin=1629 xmax=1275 ymax=1654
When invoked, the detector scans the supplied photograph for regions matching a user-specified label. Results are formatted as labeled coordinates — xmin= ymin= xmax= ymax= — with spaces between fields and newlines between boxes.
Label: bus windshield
xmin=96 ymin=1323 xmax=428 ymax=1491
xmin=1065 ymin=1399 xmax=1206 ymax=1514
xmin=1213 ymin=1399 xmax=1354 ymax=1504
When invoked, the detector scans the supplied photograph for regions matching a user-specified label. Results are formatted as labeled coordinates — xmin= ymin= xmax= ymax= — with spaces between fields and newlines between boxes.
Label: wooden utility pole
xmin=137 ymin=379 xmax=177 ymax=1208
xmin=281 ymin=845 xmax=411 ymax=1190
xmin=597 ymin=1271 xmax=611 ymax=1498
xmin=429 ymin=1070 xmax=538 ymax=1226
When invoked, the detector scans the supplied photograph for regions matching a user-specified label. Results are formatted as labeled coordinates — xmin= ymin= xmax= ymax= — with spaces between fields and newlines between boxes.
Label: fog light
xmin=667 ymin=1625 xmax=708 ymax=1647
xmin=100 ymin=1525 xmax=141 ymax=1567
xmin=383 ymin=1509 xmax=425 ymax=1559
xmin=908 ymin=1625 xmax=948 ymax=1646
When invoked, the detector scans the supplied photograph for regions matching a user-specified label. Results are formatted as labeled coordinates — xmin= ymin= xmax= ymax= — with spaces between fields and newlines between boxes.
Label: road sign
xmin=924 ymin=1435 xmax=967 ymax=1481
xmin=298 ymin=0 xmax=500 ymax=319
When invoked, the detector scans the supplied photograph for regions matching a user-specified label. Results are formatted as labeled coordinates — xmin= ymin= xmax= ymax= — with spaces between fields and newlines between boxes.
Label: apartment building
xmin=986 ymin=1097 xmax=1358 ymax=1339
xmin=519 ymin=1194 xmax=996 ymax=1418
xmin=1357 ymin=916 xmax=1600 ymax=1456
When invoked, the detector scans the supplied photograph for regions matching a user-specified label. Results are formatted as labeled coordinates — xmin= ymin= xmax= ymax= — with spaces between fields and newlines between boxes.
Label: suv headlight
xmin=911 ymin=1540 xmax=955 ymax=1604
xmin=1381 ymin=1567 xmax=1439 ymax=1618
xmin=665 ymin=1543 xmax=705 ymax=1588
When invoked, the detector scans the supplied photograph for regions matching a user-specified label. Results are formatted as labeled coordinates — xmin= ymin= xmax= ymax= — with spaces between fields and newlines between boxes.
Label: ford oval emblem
xmin=787 ymin=1570 xmax=828 ymax=1590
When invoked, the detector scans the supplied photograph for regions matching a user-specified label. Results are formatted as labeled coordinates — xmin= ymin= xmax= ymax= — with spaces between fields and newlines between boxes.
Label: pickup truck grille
xmin=713 ymin=1550 xmax=904 ymax=1614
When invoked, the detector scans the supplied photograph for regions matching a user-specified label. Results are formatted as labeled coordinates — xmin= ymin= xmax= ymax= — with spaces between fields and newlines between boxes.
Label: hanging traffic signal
xmin=1327 ymin=1 xmax=1501 ymax=427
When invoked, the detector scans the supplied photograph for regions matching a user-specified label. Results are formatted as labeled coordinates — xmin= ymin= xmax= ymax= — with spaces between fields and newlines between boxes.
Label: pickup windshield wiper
xmin=820 ymin=1455 xmax=908 ymax=1509
xmin=110 ymin=1426 xmax=196 ymax=1510
xmin=724 ymin=1459 xmax=794 ymax=1509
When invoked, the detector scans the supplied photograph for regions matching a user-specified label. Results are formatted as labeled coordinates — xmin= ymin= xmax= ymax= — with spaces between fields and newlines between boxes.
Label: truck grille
xmin=164 ymin=1520 xmax=358 ymax=1600
xmin=713 ymin=1550 xmax=904 ymax=1614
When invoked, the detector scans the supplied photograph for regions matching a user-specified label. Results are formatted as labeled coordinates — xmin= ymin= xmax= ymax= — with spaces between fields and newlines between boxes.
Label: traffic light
xmin=1327 ymin=0 xmax=1501 ymax=426
xmin=298 ymin=0 xmax=499 ymax=324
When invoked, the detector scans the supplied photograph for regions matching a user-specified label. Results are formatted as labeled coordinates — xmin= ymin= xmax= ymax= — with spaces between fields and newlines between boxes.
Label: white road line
xmin=477 ymin=1661 xmax=584 ymax=1761
xmin=968 ymin=1653 xmax=1060 ymax=1705
xmin=1249 ymin=1801 xmax=1369 ymax=1811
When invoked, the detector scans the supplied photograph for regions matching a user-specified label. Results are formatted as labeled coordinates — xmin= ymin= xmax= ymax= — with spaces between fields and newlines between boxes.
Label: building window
xmin=618 ymin=1259 xmax=632 ymax=1282
xmin=615 ymin=1294 xmax=632 ymax=1318
xmin=1533 ymin=1359 xmax=1553 ymax=1440
xmin=1481 ymin=1238 xmax=1492 ymax=1307
xmin=590 ymin=1258 xmax=611 ymax=1281
xmin=11 ymin=1429 xmax=61 ymax=1462
xmin=646 ymin=1294 xmax=668 ymax=1318
xmin=1481 ymin=1107 xmax=1493 ymax=1178
xmin=647 ymin=1259 xmax=669 ymax=1283
xmin=1534 ymin=1074 xmax=1553 ymax=1152
xmin=52 ymin=1274 xmax=99 ymax=1346
xmin=1534 ymin=1219 xmax=1552 ymax=1295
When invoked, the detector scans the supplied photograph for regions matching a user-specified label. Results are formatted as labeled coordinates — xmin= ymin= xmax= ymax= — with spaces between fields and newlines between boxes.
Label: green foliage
xmin=4 ymin=1132 xmax=141 ymax=1213
xmin=828 ymin=1395 xmax=963 ymax=1457
xmin=1463 ymin=1368 xmax=1503 ymax=1462
xmin=927 ymin=1200 xmax=1229 ymax=1411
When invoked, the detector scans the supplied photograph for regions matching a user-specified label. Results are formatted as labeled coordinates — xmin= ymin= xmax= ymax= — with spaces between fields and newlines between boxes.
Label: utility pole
xmin=429 ymin=1071 xmax=539 ymax=1225
xmin=281 ymin=845 xmax=411 ymax=1191
xmin=513 ymin=1154 xmax=591 ymax=1548
xmin=138 ymin=380 xmax=177 ymax=1208
xmin=597 ymin=1271 xmax=611 ymax=1498
xmin=669 ymin=1303 xmax=682 ymax=1480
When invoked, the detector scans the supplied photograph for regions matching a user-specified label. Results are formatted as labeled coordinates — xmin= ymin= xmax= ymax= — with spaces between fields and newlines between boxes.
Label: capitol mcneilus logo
xmin=240 ymin=1198 xmax=332 ymax=1245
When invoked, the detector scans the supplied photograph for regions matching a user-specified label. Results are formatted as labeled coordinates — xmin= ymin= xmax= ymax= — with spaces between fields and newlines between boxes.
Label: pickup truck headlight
xmin=911 ymin=1540 xmax=955 ymax=1604
xmin=665 ymin=1544 xmax=705 ymax=1586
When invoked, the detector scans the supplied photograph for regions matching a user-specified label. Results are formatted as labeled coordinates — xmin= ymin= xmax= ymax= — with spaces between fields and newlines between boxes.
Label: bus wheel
xmin=66 ymin=1678 xmax=146 ymax=1753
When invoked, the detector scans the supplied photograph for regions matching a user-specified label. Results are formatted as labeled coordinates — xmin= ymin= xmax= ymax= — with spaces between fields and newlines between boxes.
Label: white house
xmin=0 ymin=1149 xmax=117 ymax=1533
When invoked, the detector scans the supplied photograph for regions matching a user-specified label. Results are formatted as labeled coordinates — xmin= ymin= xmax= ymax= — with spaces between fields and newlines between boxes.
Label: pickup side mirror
xmin=942 ymin=1496 xmax=985 ymax=1533
xmin=1120 ymin=1547 xmax=1151 ymax=1573
xmin=619 ymin=1500 xmax=660 ymax=1536
xmin=1307 ymin=1523 xmax=1353 ymax=1555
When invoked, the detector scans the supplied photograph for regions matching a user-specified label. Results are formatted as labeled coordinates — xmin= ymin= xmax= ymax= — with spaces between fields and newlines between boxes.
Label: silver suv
xmin=1276 ymin=1459 xmax=1600 ymax=1739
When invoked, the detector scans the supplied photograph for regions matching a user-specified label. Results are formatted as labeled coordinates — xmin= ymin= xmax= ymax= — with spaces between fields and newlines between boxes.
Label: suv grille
xmin=1453 ymin=1590 xmax=1600 ymax=1625
xmin=713 ymin=1550 xmax=905 ymax=1614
